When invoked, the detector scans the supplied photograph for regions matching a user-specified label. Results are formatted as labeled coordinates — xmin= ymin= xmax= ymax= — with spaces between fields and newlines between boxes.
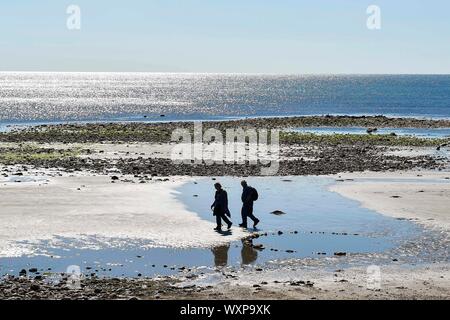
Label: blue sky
xmin=1 ymin=0 xmax=449 ymax=73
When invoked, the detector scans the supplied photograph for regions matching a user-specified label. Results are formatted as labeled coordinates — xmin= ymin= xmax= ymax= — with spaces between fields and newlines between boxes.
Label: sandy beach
xmin=0 ymin=173 xmax=247 ymax=257
xmin=330 ymin=171 xmax=450 ymax=231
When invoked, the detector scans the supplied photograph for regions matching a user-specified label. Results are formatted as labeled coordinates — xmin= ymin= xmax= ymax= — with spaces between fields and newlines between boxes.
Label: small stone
xmin=30 ymin=284 xmax=40 ymax=291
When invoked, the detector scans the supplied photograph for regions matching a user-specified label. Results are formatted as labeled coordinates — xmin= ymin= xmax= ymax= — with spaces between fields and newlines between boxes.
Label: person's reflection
xmin=241 ymin=239 xmax=258 ymax=265
xmin=211 ymin=244 xmax=230 ymax=267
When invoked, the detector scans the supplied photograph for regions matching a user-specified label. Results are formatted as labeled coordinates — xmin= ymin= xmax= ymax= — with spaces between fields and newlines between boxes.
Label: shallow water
xmin=291 ymin=127 xmax=450 ymax=138
xmin=0 ymin=176 xmax=430 ymax=278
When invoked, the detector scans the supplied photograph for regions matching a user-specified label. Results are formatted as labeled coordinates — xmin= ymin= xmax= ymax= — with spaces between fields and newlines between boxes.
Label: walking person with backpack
xmin=239 ymin=180 xmax=260 ymax=229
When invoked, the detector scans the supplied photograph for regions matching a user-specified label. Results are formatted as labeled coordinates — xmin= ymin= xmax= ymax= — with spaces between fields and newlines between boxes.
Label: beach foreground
xmin=0 ymin=116 xmax=448 ymax=300
xmin=1 ymin=262 xmax=448 ymax=300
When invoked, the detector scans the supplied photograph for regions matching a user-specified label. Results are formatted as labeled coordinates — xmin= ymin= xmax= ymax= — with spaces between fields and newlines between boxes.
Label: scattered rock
xmin=252 ymin=244 xmax=265 ymax=250
xmin=30 ymin=284 xmax=40 ymax=291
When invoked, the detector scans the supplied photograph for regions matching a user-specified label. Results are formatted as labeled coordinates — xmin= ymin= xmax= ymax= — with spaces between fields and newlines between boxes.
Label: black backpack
xmin=250 ymin=187 xmax=258 ymax=201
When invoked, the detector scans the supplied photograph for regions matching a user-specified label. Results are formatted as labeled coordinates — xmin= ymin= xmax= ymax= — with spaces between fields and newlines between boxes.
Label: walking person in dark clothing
xmin=211 ymin=183 xmax=232 ymax=231
xmin=239 ymin=180 xmax=260 ymax=229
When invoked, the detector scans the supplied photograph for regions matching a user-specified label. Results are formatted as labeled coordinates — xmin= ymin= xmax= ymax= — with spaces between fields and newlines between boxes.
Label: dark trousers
xmin=215 ymin=212 xmax=232 ymax=228
xmin=241 ymin=203 xmax=258 ymax=227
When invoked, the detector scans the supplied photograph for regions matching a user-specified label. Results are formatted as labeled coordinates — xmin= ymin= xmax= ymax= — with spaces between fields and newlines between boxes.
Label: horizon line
xmin=1 ymin=71 xmax=450 ymax=76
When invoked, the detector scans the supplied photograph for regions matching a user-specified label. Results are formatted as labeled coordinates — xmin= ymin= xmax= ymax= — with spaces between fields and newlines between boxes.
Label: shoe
xmin=227 ymin=222 xmax=232 ymax=230
xmin=214 ymin=226 xmax=221 ymax=231
xmin=239 ymin=223 xmax=247 ymax=228
xmin=253 ymin=219 xmax=260 ymax=228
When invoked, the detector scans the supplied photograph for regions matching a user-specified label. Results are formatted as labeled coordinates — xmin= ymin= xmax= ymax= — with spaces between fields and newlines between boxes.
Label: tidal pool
xmin=290 ymin=127 xmax=450 ymax=138
xmin=0 ymin=176 xmax=429 ymax=278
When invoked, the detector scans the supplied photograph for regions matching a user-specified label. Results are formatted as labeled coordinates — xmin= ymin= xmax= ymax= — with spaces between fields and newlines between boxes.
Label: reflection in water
xmin=241 ymin=239 xmax=258 ymax=265
xmin=211 ymin=244 xmax=229 ymax=267
xmin=211 ymin=240 xmax=259 ymax=267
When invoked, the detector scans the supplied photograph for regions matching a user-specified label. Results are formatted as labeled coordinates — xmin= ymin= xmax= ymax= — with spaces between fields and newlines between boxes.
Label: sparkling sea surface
xmin=0 ymin=73 xmax=449 ymax=124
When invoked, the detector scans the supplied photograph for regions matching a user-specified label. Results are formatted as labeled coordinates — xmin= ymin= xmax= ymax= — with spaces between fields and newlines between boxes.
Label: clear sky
xmin=1 ymin=0 xmax=449 ymax=73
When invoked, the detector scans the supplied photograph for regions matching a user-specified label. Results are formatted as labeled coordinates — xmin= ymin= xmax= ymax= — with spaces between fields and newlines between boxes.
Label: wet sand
xmin=330 ymin=171 xmax=450 ymax=231
xmin=179 ymin=263 xmax=450 ymax=300
xmin=0 ymin=173 xmax=247 ymax=257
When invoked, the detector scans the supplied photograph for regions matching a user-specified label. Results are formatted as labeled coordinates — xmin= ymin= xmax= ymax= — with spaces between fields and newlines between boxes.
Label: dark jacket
xmin=212 ymin=189 xmax=230 ymax=216
xmin=241 ymin=186 xmax=255 ymax=205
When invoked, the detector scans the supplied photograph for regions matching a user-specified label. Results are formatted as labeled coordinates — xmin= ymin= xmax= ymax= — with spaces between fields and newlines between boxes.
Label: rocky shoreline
xmin=0 ymin=151 xmax=437 ymax=177
xmin=2 ymin=115 xmax=450 ymax=144
xmin=0 ymin=275 xmax=184 ymax=300
xmin=2 ymin=262 xmax=449 ymax=300
xmin=0 ymin=116 xmax=448 ymax=176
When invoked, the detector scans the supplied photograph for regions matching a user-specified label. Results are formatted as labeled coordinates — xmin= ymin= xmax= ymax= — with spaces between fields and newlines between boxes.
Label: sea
xmin=0 ymin=73 xmax=449 ymax=126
